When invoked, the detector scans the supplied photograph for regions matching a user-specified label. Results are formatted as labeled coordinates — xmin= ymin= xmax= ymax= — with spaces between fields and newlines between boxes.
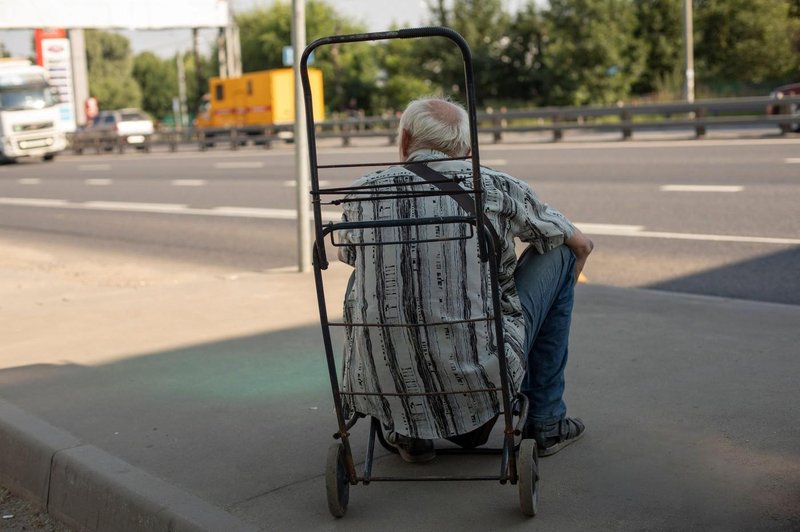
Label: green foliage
xmin=85 ymin=30 xmax=142 ymax=111
xmin=236 ymin=1 xmax=379 ymax=112
xmin=132 ymin=52 xmax=177 ymax=120
xmin=0 ymin=42 xmax=9 ymax=58
xmin=540 ymin=0 xmax=646 ymax=106
xmin=418 ymin=0 xmax=513 ymax=104
xmin=695 ymin=0 xmax=798 ymax=84
xmin=633 ymin=0 xmax=683 ymax=94
xmin=372 ymin=38 xmax=434 ymax=113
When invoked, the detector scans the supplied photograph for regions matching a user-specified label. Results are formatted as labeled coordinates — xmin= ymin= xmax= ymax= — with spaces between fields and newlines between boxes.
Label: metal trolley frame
xmin=299 ymin=27 xmax=539 ymax=518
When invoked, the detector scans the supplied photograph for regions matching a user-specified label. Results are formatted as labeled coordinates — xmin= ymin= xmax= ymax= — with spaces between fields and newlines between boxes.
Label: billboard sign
xmin=39 ymin=36 xmax=77 ymax=132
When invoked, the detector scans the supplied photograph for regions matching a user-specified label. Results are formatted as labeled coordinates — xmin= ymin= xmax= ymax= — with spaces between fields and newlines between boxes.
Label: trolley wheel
xmin=326 ymin=443 xmax=350 ymax=517
xmin=518 ymin=439 xmax=539 ymax=517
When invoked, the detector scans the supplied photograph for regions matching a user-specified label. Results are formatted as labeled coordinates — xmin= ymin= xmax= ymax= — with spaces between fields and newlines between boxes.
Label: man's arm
xmin=565 ymin=227 xmax=593 ymax=281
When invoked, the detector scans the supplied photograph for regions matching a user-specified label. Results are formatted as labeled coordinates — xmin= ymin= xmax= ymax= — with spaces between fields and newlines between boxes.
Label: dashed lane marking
xmin=575 ymin=223 xmax=800 ymax=246
xmin=214 ymin=161 xmax=264 ymax=169
xmin=171 ymin=179 xmax=207 ymax=186
xmin=18 ymin=178 xmax=41 ymax=185
xmin=2 ymin=197 xmax=798 ymax=245
xmin=85 ymin=179 xmax=112 ymax=186
xmin=482 ymin=159 xmax=507 ymax=166
xmin=79 ymin=164 xmax=111 ymax=171
xmin=283 ymin=180 xmax=331 ymax=187
xmin=660 ymin=185 xmax=743 ymax=192
xmin=785 ymin=158 xmax=800 ymax=164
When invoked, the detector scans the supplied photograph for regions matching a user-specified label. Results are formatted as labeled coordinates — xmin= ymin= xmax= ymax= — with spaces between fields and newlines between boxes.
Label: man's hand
xmin=565 ymin=228 xmax=594 ymax=282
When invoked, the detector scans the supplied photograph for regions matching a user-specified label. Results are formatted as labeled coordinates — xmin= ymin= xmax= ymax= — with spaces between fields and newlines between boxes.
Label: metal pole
xmin=68 ymin=29 xmax=89 ymax=127
xmin=683 ymin=0 xmax=695 ymax=103
xmin=192 ymin=28 xmax=203 ymax=107
xmin=292 ymin=0 xmax=311 ymax=272
xmin=176 ymin=53 xmax=188 ymax=131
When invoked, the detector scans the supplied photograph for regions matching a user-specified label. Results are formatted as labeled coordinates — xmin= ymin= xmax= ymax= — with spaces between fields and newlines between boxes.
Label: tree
xmin=633 ymin=0 xmax=683 ymax=95
xmin=0 ymin=42 xmax=10 ymax=58
xmin=695 ymin=0 xmax=798 ymax=85
xmin=132 ymin=52 xmax=177 ymax=120
xmin=85 ymin=30 xmax=141 ymax=111
xmin=419 ymin=0 xmax=513 ymax=105
xmin=539 ymin=0 xmax=646 ymax=106
xmin=236 ymin=1 xmax=380 ymax=112
xmin=492 ymin=2 xmax=549 ymax=105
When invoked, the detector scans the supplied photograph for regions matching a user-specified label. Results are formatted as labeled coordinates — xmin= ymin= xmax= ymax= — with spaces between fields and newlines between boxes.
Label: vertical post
xmin=176 ymin=53 xmax=189 ymax=133
xmin=293 ymin=0 xmax=311 ymax=272
xmin=69 ymin=29 xmax=89 ymax=127
xmin=217 ymin=28 xmax=228 ymax=79
xmin=192 ymin=28 xmax=203 ymax=108
xmin=683 ymin=0 xmax=695 ymax=103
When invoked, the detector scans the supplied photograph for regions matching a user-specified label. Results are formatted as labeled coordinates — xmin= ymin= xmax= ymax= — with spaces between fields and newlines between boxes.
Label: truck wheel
xmin=43 ymin=153 xmax=56 ymax=162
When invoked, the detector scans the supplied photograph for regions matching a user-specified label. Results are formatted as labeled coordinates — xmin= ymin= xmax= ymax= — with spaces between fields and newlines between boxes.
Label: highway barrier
xmin=67 ymin=95 xmax=800 ymax=154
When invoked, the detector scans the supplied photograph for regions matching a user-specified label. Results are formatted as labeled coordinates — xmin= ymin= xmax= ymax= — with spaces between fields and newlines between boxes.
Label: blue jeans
xmin=514 ymin=245 xmax=576 ymax=426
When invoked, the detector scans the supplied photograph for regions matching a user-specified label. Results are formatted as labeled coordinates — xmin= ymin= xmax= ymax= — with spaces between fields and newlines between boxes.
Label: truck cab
xmin=0 ymin=59 xmax=67 ymax=162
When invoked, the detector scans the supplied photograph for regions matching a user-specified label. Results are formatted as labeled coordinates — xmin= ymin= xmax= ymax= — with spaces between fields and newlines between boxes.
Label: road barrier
xmin=67 ymin=95 xmax=800 ymax=154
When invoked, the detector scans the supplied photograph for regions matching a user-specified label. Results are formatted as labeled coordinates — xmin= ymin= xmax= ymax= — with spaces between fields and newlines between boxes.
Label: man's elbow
xmin=566 ymin=231 xmax=594 ymax=259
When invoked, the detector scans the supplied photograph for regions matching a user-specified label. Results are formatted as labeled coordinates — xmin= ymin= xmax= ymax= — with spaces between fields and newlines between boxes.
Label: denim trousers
xmin=514 ymin=245 xmax=576 ymax=427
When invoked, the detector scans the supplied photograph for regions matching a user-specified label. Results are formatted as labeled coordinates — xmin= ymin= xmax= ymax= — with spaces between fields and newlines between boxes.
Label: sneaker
xmin=524 ymin=417 xmax=586 ymax=457
xmin=388 ymin=432 xmax=436 ymax=463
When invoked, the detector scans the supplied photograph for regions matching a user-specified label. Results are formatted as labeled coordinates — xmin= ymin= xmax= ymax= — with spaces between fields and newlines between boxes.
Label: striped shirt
xmin=339 ymin=149 xmax=576 ymax=439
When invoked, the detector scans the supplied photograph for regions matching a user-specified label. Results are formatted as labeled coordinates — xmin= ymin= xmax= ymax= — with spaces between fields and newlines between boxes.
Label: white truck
xmin=0 ymin=59 xmax=67 ymax=162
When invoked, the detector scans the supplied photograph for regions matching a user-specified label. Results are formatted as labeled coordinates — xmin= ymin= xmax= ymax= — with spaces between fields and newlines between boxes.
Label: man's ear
xmin=400 ymin=129 xmax=411 ymax=159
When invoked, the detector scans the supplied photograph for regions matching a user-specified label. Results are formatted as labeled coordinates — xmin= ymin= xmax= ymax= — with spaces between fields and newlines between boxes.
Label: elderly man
xmin=338 ymin=97 xmax=593 ymax=462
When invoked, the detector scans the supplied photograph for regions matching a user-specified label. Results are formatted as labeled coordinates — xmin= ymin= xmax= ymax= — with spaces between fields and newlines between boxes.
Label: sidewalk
xmin=1 ymin=234 xmax=798 ymax=531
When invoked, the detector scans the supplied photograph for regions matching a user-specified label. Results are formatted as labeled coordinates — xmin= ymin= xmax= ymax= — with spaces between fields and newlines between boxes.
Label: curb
xmin=0 ymin=399 xmax=258 ymax=532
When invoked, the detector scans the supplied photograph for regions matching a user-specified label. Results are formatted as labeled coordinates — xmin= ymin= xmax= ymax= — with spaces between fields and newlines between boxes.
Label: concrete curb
xmin=0 ymin=399 xmax=258 ymax=532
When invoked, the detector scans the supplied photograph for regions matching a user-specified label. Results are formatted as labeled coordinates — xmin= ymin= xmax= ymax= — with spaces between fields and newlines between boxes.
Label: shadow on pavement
xmin=1 ymin=286 xmax=799 ymax=530
xmin=646 ymin=246 xmax=800 ymax=305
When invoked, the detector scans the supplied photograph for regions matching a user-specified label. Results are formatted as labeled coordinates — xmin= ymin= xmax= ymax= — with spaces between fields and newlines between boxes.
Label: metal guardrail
xmin=67 ymin=95 xmax=800 ymax=154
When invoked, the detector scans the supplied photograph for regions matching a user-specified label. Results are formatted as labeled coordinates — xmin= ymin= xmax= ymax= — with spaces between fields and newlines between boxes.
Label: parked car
xmin=86 ymin=108 xmax=154 ymax=150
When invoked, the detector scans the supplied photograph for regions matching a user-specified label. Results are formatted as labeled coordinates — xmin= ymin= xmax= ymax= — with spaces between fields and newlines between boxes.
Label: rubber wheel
xmin=518 ymin=439 xmax=539 ymax=517
xmin=326 ymin=443 xmax=350 ymax=517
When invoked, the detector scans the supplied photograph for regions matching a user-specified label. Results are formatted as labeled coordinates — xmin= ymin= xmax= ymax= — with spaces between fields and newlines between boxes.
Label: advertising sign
xmin=39 ymin=37 xmax=77 ymax=132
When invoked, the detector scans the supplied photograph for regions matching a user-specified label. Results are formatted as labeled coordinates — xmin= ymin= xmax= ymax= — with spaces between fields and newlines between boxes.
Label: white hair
xmin=399 ymin=98 xmax=471 ymax=158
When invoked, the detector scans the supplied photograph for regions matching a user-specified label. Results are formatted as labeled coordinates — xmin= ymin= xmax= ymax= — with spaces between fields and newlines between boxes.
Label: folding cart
xmin=299 ymin=27 xmax=540 ymax=518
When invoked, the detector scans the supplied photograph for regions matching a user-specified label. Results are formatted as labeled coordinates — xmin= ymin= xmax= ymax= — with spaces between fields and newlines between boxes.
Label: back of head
xmin=399 ymin=98 xmax=470 ymax=158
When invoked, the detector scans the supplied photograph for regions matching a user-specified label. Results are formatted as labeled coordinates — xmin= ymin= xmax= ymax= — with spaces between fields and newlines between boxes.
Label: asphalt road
xmin=1 ymin=138 xmax=798 ymax=304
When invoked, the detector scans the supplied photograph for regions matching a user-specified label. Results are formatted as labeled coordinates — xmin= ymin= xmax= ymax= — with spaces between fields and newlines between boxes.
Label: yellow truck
xmin=195 ymin=67 xmax=324 ymax=144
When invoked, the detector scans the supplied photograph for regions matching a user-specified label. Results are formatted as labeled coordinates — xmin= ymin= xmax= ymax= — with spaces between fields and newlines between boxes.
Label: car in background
xmin=85 ymin=108 xmax=154 ymax=150
xmin=769 ymin=82 xmax=800 ymax=132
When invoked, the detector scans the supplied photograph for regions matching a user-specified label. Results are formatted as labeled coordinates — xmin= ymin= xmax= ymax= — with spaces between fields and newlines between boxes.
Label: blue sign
xmin=282 ymin=46 xmax=314 ymax=67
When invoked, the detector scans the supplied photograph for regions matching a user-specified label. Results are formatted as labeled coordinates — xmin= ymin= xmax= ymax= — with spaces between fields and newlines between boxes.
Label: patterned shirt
xmin=339 ymin=149 xmax=576 ymax=439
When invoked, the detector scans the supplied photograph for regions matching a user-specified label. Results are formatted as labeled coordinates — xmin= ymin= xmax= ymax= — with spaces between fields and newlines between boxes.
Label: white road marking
xmin=1 ymin=198 xmax=68 ymax=207
xmin=85 ymin=178 xmax=112 ymax=186
xmin=0 ymin=197 xmax=340 ymax=220
xmin=2 ymin=197 xmax=797 ymax=245
xmin=482 ymin=159 xmax=507 ymax=166
xmin=576 ymin=223 xmax=800 ymax=245
xmin=18 ymin=178 xmax=41 ymax=185
xmin=785 ymin=158 xmax=800 ymax=164
xmin=171 ymin=179 xmax=207 ymax=186
xmin=79 ymin=164 xmax=111 ymax=171
xmin=283 ymin=180 xmax=331 ymax=187
xmin=659 ymin=185 xmax=743 ymax=193
xmin=214 ymin=161 xmax=264 ymax=169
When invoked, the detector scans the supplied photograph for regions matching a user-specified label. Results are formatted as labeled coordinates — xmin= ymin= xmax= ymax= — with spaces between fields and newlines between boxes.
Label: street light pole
xmin=683 ymin=0 xmax=695 ymax=103
xmin=292 ymin=0 xmax=311 ymax=272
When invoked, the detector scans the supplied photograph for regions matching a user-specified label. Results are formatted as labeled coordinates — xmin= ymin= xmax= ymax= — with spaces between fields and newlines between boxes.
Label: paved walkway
xmin=1 ymin=235 xmax=798 ymax=531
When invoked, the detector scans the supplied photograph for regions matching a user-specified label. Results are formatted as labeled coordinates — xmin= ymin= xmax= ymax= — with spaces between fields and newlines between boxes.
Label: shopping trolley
xmin=300 ymin=27 xmax=540 ymax=518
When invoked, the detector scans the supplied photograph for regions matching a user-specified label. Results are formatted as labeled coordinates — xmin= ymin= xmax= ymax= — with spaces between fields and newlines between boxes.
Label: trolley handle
xmin=300 ymin=27 xmax=486 ymax=269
